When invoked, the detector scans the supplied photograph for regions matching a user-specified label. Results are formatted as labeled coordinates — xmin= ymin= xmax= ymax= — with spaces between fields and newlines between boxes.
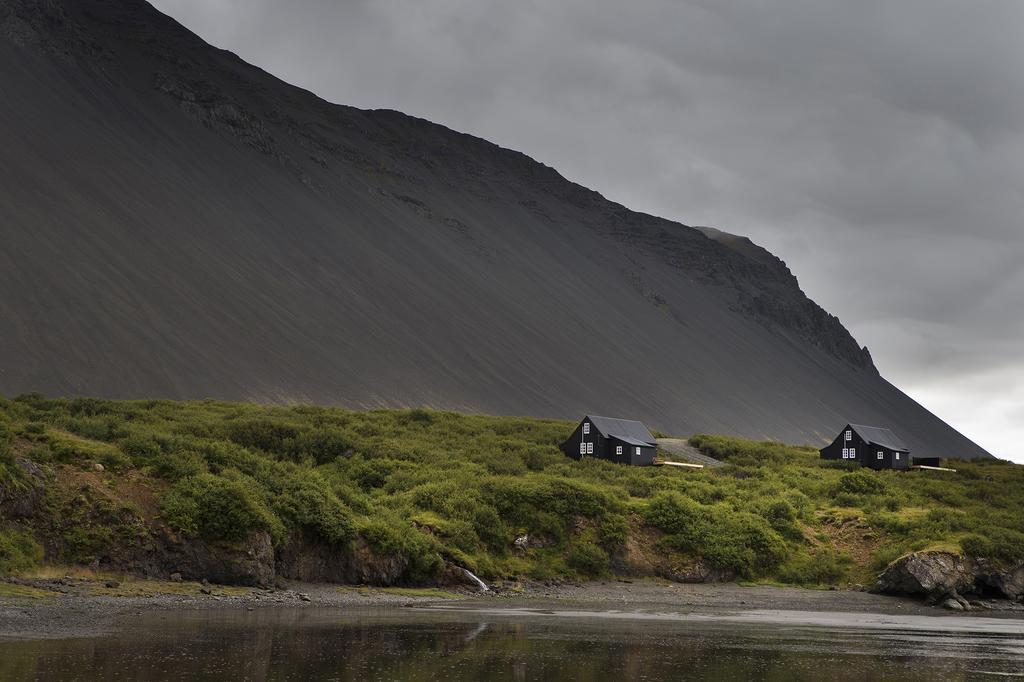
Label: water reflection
xmin=1 ymin=607 xmax=1022 ymax=680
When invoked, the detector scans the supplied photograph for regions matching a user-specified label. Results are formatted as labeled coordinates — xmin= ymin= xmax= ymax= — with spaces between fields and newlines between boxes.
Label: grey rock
xmin=942 ymin=598 xmax=963 ymax=611
xmin=975 ymin=560 xmax=1024 ymax=600
xmin=872 ymin=552 xmax=973 ymax=602
xmin=154 ymin=529 xmax=275 ymax=588
xmin=662 ymin=561 xmax=736 ymax=585
xmin=277 ymin=534 xmax=405 ymax=585
xmin=0 ymin=458 xmax=46 ymax=519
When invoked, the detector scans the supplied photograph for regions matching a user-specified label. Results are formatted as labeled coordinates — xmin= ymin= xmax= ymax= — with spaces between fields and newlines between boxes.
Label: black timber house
xmin=562 ymin=415 xmax=657 ymax=466
xmin=820 ymin=423 xmax=911 ymax=470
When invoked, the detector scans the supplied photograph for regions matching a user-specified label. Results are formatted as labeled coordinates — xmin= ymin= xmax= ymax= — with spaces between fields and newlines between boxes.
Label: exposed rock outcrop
xmin=974 ymin=560 xmax=1024 ymax=601
xmin=873 ymin=552 xmax=1024 ymax=604
xmin=0 ymin=458 xmax=46 ymax=519
xmin=153 ymin=528 xmax=275 ymax=588
xmin=276 ymin=535 xmax=408 ymax=585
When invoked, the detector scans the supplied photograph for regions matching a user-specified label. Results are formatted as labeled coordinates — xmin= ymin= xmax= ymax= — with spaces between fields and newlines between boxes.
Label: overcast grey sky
xmin=150 ymin=0 xmax=1024 ymax=461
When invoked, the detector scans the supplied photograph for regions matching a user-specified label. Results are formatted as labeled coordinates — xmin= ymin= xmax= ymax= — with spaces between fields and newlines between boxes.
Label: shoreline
xmin=3 ymin=577 xmax=1023 ymax=641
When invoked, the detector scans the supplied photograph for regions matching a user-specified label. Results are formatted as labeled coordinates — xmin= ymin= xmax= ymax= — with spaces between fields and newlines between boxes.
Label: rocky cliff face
xmin=0 ymin=0 xmax=988 ymax=458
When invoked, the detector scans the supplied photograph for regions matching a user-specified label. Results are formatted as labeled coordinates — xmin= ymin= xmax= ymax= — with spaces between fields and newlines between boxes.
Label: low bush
xmin=567 ymin=542 xmax=610 ymax=576
xmin=961 ymin=529 xmax=1024 ymax=563
xmin=0 ymin=421 xmax=13 ymax=466
xmin=0 ymin=529 xmax=43 ymax=575
xmin=644 ymin=492 xmax=788 ymax=577
xmin=160 ymin=471 xmax=284 ymax=543
xmin=270 ymin=469 xmax=355 ymax=546
xmin=836 ymin=470 xmax=889 ymax=496
xmin=357 ymin=517 xmax=445 ymax=583
xmin=776 ymin=549 xmax=852 ymax=586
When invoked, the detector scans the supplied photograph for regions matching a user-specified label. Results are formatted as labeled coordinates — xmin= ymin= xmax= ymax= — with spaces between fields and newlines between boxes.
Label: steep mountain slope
xmin=0 ymin=0 xmax=989 ymax=458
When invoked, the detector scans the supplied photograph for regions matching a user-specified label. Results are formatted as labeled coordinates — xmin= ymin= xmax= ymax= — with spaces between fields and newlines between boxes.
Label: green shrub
xmin=120 ymin=433 xmax=163 ymax=458
xmin=762 ymin=499 xmax=799 ymax=537
xmin=151 ymin=450 xmax=208 ymax=481
xmin=271 ymin=470 xmax=355 ymax=546
xmin=599 ymin=513 xmax=630 ymax=550
xmin=471 ymin=506 xmax=509 ymax=551
xmin=348 ymin=458 xmax=395 ymax=491
xmin=286 ymin=428 xmax=353 ymax=465
xmin=567 ymin=542 xmax=610 ymax=576
xmin=0 ymin=529 xmax=43 ymax=575
xmin=161 ymin=471 xmax=284 ymax=543
xmin=961 ymin=529 xmax=1024 ymax=563
xmin=836 ymin=470 xmax=888 ymax=496
xmin=0 ymin=421 xmax=13 ymax=466
xmin=776 ymin=549 xmax=852 ymax=586
xmin=644 ymin=492 xmax=788 ymax=576
xmin=225 ymin=418 xmax=301 ymax=456
xmin=357 ymin=518 xmax=444 ymax=584
xmin=60 ymin=526 xmax=113 ymax=565
xmin=22 ymin=422 xmax=44 ymax=436
xmin=67 ymin=417 xmax=115 ymax=442
xmin=870 ymin=545 xmax=906 ymax=573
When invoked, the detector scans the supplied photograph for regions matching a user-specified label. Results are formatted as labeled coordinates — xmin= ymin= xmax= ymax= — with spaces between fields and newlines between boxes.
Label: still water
xmin=1 ymin=605 xmax=1023 ymax=680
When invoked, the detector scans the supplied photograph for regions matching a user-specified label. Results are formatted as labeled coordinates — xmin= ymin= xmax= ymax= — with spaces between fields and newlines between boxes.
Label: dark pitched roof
xmin=586 ymin=416 xmax=656 ymax=445
xmin=848 ymin=424 xmax=910 ymax=452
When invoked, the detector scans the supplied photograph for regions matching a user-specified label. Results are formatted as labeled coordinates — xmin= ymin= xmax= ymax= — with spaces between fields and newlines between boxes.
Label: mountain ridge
xmin=0 ymin=0 xmax=989 ymax=458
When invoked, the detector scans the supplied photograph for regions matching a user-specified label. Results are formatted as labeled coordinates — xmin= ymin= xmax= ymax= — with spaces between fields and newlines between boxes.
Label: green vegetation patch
xmin=1 ymin=396 xmax=1021 ymax=589
xmin=0 ymin=529 xmax=44 ymax=575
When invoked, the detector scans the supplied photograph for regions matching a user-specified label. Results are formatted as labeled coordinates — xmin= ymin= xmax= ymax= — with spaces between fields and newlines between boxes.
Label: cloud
xmin=150 ymin=0 xmax=1024 ymax=460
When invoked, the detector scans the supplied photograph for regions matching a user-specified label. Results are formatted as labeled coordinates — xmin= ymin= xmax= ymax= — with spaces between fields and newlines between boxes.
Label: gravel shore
xmin=2 ymin=577 xmax=1022 ymax=641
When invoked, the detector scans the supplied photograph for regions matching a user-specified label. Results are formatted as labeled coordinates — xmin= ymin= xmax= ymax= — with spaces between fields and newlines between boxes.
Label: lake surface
xmin=2 ymin=604 xmax=1023 ymax=680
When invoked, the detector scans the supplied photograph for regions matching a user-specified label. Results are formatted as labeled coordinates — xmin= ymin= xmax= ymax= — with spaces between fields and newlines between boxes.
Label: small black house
xmin=561 ymin=415 xmax=657 ymax=466
xmin=820 ymin=423 xmax=910 ymax=470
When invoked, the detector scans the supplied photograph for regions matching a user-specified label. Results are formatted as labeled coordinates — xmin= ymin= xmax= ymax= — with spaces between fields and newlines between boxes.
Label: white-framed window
xmin=615 ymin=445 xmax=623 ymax=455
xmin=849 ymin=448 xmax=856 ymax=458
xmin=842 ymin=448 xmax=848 ymax=458
xmin=579 ymin=442 xmax=586 ymax=455
xmin=583 ymin=423 xmax=590 ymax=435
xmin=895 ymin=453 xmax=900 ymax=460
xmin=587 ymin=442 xmax=594 ymax=455
xmin=877 ymin=451 xmax=883 ymax=460
xmin=635 ymin=447 xmax=641 ymax=456
xmin=845 ymin=430 xmax=852 ymax=441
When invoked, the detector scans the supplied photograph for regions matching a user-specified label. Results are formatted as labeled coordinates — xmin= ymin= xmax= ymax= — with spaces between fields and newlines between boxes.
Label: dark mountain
xmin=0 ymin=0 xmax=989 ymax=458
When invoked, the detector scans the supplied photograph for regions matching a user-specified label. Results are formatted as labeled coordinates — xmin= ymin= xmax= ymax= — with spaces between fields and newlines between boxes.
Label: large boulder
xmin=974 ymin=560 xmax=1024 ymax=600
xmin=873 ymin=552 xmax=973 ymax=602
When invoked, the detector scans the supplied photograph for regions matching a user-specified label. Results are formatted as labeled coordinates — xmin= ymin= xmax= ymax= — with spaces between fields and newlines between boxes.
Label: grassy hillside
xmin=0 ymin=395 xmax=1020 ymax=587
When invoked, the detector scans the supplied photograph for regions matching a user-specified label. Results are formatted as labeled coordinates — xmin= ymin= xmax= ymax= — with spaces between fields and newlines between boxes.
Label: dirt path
xmin=656 ymin=439 xmax=726 ymax=467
